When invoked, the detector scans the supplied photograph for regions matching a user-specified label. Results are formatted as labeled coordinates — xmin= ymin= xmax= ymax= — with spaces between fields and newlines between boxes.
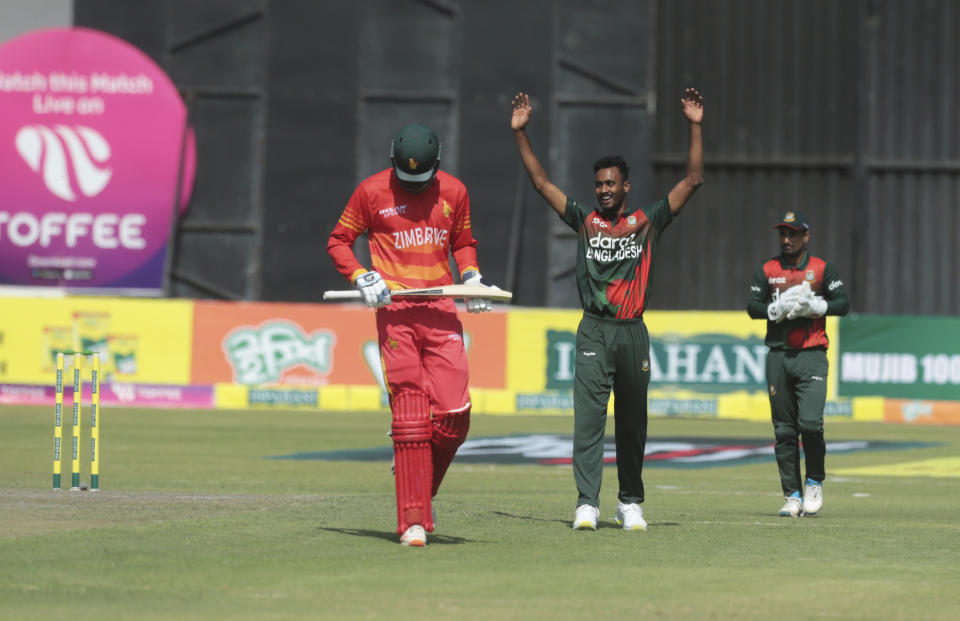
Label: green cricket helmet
xmin=391 ymin=123 xmax=441 ymax=191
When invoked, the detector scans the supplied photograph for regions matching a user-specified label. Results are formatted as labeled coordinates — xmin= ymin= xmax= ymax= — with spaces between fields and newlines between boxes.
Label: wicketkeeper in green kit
xmin=510 ymin=89 xmax=704 ymax=531
xmin=746 ymin=211 xmax=849 ymax=517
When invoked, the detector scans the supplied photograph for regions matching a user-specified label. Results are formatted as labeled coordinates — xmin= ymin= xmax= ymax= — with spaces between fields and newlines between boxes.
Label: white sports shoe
xmin=400 ymin=524 xmax=426 ymax=547
xmin=572 ymin=504 xmax=599 ymax=530
xmin=615 ymin=502 xmax=648 ymax=531
xmin=779 ymin=495 xmax=803 ymax=517
xmin=803 ymin=482 xmax=823 ymax=516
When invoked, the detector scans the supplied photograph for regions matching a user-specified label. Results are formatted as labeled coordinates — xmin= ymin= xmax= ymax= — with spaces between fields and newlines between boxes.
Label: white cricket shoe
xmin=615 ymin=502 xmax=648 ymax=531
xmin=803 ymin=482 xmax=823 ymax=516
xmin=400 ymin=524 xmax=426 ymax=547
xmin=572 ymin=504 xmax=599 ymax=530
xmin=779 ymin=495 xmax=803 ymax=517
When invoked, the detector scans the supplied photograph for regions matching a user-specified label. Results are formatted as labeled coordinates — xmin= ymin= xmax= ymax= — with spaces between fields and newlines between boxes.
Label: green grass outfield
xmin=1 ymin=405 xmax=958 ymax=620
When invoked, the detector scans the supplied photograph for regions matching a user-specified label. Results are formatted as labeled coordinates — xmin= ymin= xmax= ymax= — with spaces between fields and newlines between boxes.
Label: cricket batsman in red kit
xmin=327 ymin=123 xmax=501 ymax=547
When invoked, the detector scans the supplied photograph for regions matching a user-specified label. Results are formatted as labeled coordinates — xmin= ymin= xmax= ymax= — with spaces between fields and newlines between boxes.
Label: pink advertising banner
xmin=0 ymin=27 xmax=196 ymax=295
xmin=0 ymin=382 xmax=215 ymax=409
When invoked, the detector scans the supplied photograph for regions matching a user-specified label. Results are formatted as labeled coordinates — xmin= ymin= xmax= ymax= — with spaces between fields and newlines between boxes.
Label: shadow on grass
xmin=317 ymin=526 xmax=482 ymax=545
xmin=492 ymin=510 xmax=681 ymax=529
xmin=492 ymin=510 xmax=569 ymax=526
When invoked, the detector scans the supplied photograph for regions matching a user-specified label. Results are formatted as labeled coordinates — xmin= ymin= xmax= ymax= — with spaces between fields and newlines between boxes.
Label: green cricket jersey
xmin=746 ymin=253 xmax=850 ymax=349
xmin=560 ymin=195 xmax=673 ymax=319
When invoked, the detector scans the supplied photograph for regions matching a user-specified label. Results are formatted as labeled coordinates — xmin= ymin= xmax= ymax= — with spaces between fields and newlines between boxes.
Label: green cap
xmin=391 ymin=123 xmax=441 ymax=184
xmin=774 ymin=210 xmax=809 ymax=231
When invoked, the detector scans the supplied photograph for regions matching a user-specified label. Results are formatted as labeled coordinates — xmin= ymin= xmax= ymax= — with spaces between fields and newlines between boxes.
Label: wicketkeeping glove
xmin=767 ymin=283 xmax=804 ymax=323
xmin=463 ymin=271 xmax=502 ymax=313
xmin=354 ymin=270 xmax=391 ymax=308
xmin=788 ymin=282 xmax=828 ymax=319
xmin=785 ymin=281 xmax=812 ymax=320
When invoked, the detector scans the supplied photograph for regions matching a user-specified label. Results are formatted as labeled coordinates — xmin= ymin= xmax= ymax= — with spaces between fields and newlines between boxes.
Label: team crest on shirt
xmin=806 ymin=270 xmax=815 ymax=281
xmin=627 ymin=215 xmax=637 ymax=226
xmin=387 ymin=338 xmax=399 ymax=350
xmin=442 ymin=200 xmax=453 ymax=218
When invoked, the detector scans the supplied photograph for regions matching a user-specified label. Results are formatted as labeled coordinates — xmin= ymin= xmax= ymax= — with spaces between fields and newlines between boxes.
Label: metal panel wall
xmin=653 ymin=0 xmax=861 ymax=311
xmin=860 ymin=0 xmax=960 ymax=314
xmin=260 ymin=2 xmax=358 ymax=301
xmin=458 ymin=0 xmax=554 ymax=305
xmin=75 ymin=0 xmax=268 ymax=300
xmin=548 ymin=0 xmax=653 ymax=307
xmin=74 ymin=0 xmax=959 ymax=313
xmin=654 ymin=0 xmax=959 ymax=315
xmin=352 ymin=0 xmax=461 ymax=271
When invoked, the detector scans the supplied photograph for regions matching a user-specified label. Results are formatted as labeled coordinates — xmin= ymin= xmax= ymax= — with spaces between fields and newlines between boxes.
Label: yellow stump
xmin=53 ymin=353 xmax=64 ymax=489
xmin=71 ymin=353 xmax=83 ymax=490
xmin=90 ymin=353 xmax=100 ymax=491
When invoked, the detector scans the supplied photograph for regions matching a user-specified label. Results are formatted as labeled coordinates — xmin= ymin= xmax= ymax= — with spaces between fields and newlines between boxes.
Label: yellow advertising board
xmin=0 ymin=295 xmax=887 ymax=422
xmin=0 ymin=296 xmax=193 ymax=384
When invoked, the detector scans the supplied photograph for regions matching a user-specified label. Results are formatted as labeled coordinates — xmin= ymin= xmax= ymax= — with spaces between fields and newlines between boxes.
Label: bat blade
xmin=323 ymin=284 xmax=512 ymax=302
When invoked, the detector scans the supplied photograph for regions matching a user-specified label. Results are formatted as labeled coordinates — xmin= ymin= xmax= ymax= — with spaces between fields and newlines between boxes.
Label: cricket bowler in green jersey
xmin=746 ymin=210 xmax=849 ymax=517
xmin=511 ymin=88 xmax=704 ymax=531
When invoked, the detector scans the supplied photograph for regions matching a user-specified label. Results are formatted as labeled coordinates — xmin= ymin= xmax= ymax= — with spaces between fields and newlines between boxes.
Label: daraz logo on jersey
xmin=586 ymin=231 xmax=641 ymax=262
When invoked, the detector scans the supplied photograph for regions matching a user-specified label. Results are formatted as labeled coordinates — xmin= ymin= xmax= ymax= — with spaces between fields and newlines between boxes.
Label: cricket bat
xmin=323 ymin=284 xmax=512 ymax=302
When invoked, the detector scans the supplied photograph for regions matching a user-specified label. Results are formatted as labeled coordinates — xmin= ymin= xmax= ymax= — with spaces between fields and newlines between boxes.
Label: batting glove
xmin=354 ymin=271 xmax=392 ymax=308
xmin=463 ymin=271 xmax=501 ymax=313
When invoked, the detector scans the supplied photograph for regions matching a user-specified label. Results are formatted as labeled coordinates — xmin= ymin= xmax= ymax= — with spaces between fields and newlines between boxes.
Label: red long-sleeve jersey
xmin=327 ymin=169 xmax=479 ymax=289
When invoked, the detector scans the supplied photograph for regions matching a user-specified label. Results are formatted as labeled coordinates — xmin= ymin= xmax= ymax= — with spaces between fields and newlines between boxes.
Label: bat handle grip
xmin=322 ymin=290 xmax=362 ymax=301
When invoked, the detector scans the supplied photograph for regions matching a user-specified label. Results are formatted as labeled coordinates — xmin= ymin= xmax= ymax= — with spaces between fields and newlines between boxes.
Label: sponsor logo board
xmin=0 ymin=27 xmax=196 ymax=294
xmin=273 ymin=435 xmax=933 ymax=467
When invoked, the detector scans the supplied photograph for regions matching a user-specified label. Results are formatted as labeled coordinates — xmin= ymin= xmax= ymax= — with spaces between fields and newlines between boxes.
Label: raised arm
xmin=511 ymin=92 xmax=568 ymax=217
xmin=666 ymin=87 xmax=704 ymax=216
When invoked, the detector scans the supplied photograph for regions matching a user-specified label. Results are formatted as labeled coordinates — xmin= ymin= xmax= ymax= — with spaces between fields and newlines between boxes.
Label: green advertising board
xmin=838 ymin=315 xmax=960 ymax=400
xmin=544 ymin=329 xmax=768 ymax=393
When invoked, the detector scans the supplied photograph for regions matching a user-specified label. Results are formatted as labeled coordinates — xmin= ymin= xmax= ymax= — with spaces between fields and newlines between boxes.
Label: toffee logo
xmin=15 ymin=124 xmax=112 ymax=202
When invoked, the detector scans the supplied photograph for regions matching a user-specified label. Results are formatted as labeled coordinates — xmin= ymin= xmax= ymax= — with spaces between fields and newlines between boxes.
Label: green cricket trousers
xmin=572 ymin=312 xmax=650 ymax=508
xmin=766 ymin=347 xmax=828 ymax=496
